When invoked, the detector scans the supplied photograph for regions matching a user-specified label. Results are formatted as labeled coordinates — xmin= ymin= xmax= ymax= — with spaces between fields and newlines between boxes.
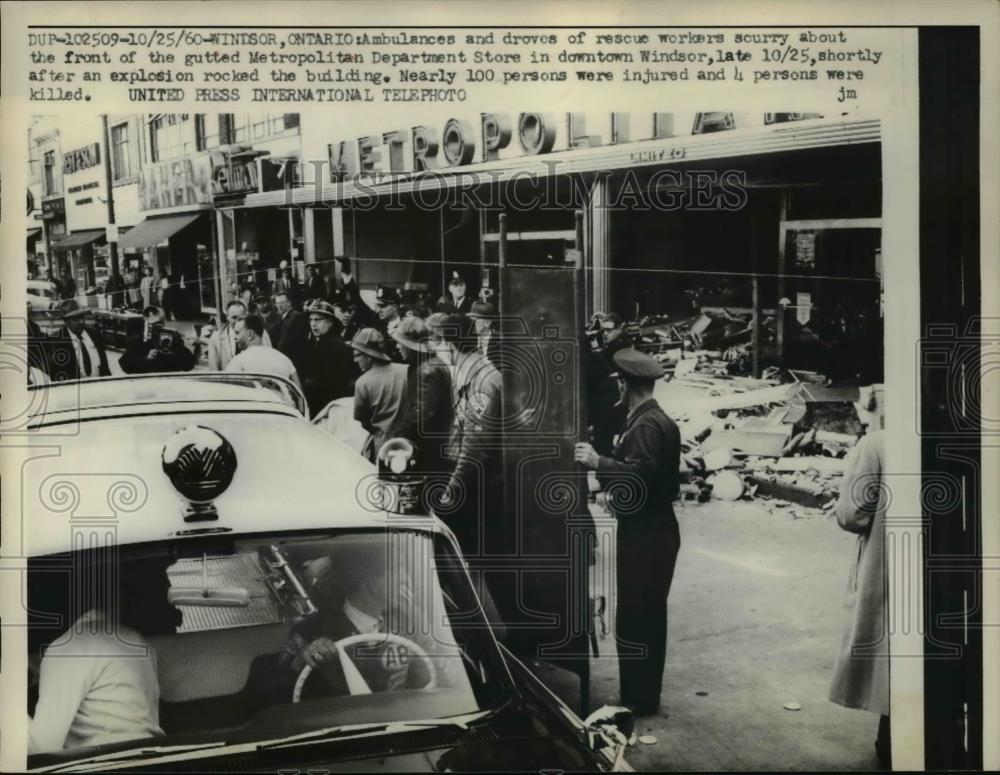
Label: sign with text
xmin=63 ymin=142 xmax=101 ymax=175
xmin=139 ymin=153 xmax=214 ymax=210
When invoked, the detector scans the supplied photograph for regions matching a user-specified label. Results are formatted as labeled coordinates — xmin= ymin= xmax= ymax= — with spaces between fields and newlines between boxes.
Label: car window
xmin=27 ymin=530 xmax=511 ymax=766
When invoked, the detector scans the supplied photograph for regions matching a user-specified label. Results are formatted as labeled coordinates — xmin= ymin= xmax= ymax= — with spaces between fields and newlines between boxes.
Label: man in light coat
xmin=207 ymin=300 xmax=271 ymax=371
xmin=829 ymin=384 xmax=889 ymax=768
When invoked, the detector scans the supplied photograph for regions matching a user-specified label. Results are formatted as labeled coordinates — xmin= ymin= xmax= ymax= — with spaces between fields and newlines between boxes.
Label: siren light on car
xmin=162 ymin=425 xmax=238 ymax=521
xmin=376 ymin=437 xmax=424 ymax=515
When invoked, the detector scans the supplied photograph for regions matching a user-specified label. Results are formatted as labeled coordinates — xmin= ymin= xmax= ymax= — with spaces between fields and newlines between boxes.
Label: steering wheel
xmin=292 ymin=633 xmax=437 ymax=703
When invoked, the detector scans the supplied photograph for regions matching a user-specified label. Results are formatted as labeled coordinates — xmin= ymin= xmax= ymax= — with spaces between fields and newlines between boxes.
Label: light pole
xmin=100 ymin=114 xmax=120 ymax=282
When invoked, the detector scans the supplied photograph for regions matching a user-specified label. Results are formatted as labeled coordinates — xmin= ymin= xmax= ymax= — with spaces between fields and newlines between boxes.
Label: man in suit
xmin=272 ymin=260 xmax=301 ymax=306
xmin=53 ymin=300 xmax=111 ymax=380
xmin=245 ymin=544 xmax=440 ymax=708
xmin=468 ymin=300 xmax=502 ymax=369
xmin=274 ymin=291 xmax=310 ymax=375
xmin=254 ymin=293 xmax=283 ymax=346
xmin=207 ymin=300 xmax=272 ymax=371
xmin=118 ymin=305 xmax=196 ymax=374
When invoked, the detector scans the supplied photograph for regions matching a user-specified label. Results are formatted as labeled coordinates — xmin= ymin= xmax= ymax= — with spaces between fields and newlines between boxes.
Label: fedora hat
xmin=59 ymin=299 xmax=88 ymax=319
xmin=350 ymin=327 xmax=391 ymax=362
xmin=307 ymin=299 xmax=338 ymax=320
xmin=389 ymin=315 xmax=431 ymax=353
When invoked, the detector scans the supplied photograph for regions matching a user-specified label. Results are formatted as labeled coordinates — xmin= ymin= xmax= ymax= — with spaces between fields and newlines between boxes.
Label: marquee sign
xmin=63 ymin=143 xmax=101 ymax=175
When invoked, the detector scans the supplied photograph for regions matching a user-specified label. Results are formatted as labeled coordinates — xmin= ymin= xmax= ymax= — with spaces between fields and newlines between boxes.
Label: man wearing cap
xmin=388 ymin=317 xmax=454 ymax=478
xmin=119 ymin=305 xmax=196 ymax=375
xmin=437 ymin=271 xmax=474 ymax=316
xmin=300 ymin=300 xmax=355 ymax=417
xmin=574 ymin=348 xmax=680 ymax=717
xmin=208 ymin=300 xmax=273 ymax=371
xmin=349 ymin=328 xmax=408 ymax=463
xmin=54 ymin=300 xmax=110 ymax=380
xmin=374 ymin=286 xmax=403 ymax=340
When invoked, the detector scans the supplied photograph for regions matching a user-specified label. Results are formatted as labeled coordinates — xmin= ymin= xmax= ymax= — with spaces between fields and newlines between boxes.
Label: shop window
xmin=111 ymin=122 xmax=132 ymax=180
xmin=196 ymin=114 xmax=234 ymax=150
xmin=149 ymin=114 xmax=195 ymax=162
xmin=230 ymin=114 xmax=296 ymax=144
xmin=43 ymin=150 xmax=59 ymax=195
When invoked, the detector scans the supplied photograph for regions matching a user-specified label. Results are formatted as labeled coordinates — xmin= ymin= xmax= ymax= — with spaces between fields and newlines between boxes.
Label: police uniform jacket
xmin=277 ymin=308 xmax=310 ymax=374
xmin=595 ymin=398 xmax=680 ymax=521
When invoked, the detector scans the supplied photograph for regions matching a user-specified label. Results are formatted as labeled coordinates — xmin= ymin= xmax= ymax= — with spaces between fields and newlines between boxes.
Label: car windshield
xmin=27 ymin=530 xmax=512 ymax=767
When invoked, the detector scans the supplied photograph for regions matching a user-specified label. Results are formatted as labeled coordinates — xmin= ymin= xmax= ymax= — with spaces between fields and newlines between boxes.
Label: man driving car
xmin=245 ymin=545 xmax=440 ymax=708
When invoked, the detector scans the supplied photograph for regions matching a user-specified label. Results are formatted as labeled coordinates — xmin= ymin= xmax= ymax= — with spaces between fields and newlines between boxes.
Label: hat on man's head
xmin=390 ymin=315 xmax=432 ymax=353
xmin=253 ymin=292 xmax=270 ymax=304
xmin=308 ymin=300 xmax=338 ymax=320
xmin=330 ymin=290 xmax=356 ymax=309
xmin=448 ymin=270 xmax=466 ymax=286
xmin=350 ymin=327 xmax=391 ymax=361
xmin=59 ymin=299 xmax=88 ymax=319
xmin=375 ymin=286 xmax=399 ymax=306
xmin=469 ymin=301 xmax=496 ymax=320
xmin=611 ymin=348 xmax=665 ymax=381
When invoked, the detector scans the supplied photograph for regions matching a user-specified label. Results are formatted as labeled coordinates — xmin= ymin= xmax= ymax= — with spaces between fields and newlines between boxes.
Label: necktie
xmin=77 ymin=333 xmax=92 ymax=377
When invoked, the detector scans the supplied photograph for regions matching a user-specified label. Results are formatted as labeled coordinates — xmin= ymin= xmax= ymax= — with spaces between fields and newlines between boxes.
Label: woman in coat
xmin=829 ymin=384 xmax=889 ymax=768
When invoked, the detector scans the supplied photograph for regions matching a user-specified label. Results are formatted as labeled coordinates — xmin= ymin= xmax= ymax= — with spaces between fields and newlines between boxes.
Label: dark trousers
xmin=615 ymin=516 xmax=681 ymax=713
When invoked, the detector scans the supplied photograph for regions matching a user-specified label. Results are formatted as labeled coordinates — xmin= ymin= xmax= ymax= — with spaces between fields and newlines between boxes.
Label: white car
xmin=21 ymin=373 xmax=632 ymax=773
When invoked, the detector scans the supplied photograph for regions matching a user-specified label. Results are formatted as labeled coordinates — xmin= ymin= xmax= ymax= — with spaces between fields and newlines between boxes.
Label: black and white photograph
xmin=1 ymin=3 xmax=997 ymax=773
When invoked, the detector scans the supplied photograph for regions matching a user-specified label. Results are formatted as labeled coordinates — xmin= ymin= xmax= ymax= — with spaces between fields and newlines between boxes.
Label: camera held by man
xmin=118 ymin=306 xmax=196 ymax=374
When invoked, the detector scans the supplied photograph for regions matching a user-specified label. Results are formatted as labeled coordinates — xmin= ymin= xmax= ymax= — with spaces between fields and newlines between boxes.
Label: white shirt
xmin=225 ymin=344 xmax=297 ymax=381
xmin=69 ymin=329 xmax=101 ymax=378
xmin=343 ymin=600 xmax=382 ymax=634
xmin=29 ymin=610 xmax=162 ymax=754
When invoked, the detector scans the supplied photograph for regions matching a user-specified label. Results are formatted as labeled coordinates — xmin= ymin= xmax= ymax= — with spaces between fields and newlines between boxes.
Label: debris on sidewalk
xmin=639 ymin=354 xmax=861 ymax=513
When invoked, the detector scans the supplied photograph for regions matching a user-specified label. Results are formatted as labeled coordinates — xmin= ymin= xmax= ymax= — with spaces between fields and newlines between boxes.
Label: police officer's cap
xmin=375 ymin=286 xmax=399 ymax=306
xmin=330 ymin=290 xmax=356 ymax=309
xmin=448 ymin=270 xmax=466 ymax=285
xmin=611 ymin=348 xmax=665 ymax=381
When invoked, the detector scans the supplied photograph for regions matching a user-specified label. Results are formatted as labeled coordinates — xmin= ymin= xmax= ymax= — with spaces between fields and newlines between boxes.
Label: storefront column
xmin=303 ymin=207 xmax=316 ymax=264
xmin=588 ymin=176 xmax=611 ymax=315
xmin=215 ymin=209 xmax=231 ymax=308
xmin=331 ymin=207 xmax=345 ymax=255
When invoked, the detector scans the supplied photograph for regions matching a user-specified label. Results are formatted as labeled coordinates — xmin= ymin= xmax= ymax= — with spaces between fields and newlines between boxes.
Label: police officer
xmin=437 ymin=270 xmax=475 ymax=315
xmin=573 ymin=348 xmax=680 ymax=716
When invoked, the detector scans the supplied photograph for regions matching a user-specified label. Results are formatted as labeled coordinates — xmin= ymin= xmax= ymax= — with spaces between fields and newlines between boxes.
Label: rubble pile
xmin=651 ymin=353 xmax=861 ymax=513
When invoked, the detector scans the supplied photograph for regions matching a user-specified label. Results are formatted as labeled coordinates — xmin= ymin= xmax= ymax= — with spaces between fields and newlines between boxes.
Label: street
xmin=536 ymin=499 xmax=879 ymax=771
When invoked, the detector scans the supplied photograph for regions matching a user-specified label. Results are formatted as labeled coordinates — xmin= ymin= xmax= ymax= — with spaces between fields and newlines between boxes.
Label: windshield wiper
xmin=256 ymin=709 xmax=494 ymax=751
xmin=32 ymin=742 xmax=228 ymax=773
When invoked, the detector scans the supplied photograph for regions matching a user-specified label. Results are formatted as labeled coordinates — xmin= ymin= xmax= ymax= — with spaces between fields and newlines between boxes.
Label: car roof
xmin=23 ymin=376 xmax=442 ymax=556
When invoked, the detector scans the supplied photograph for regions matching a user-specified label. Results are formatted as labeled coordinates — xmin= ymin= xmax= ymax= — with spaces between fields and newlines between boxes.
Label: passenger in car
xmin=28 ymin=559 xmax=180 ymax=754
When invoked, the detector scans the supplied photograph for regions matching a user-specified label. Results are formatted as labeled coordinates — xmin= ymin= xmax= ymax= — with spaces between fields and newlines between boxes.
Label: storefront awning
xmin=119 ymin=213 xmax=203 ymax=249
xmin=50 ymin=229 xmax=105 ymax=249
xmin=26 ymin=227 xmax=42 ymax=242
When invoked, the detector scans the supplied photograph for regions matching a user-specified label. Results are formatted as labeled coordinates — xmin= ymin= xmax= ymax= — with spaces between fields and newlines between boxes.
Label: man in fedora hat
xmin=388 ymin=316 xmax=454 ymax=478
xmin=300 ymin=299 xmax=354 ymax=417
xmin=468 ymin=300 xmax=501 ymax=368
xmin=349 ymin=327 xmax=408 ymax=463
xmin=54 ymin=299 xmax=110 ymax=380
